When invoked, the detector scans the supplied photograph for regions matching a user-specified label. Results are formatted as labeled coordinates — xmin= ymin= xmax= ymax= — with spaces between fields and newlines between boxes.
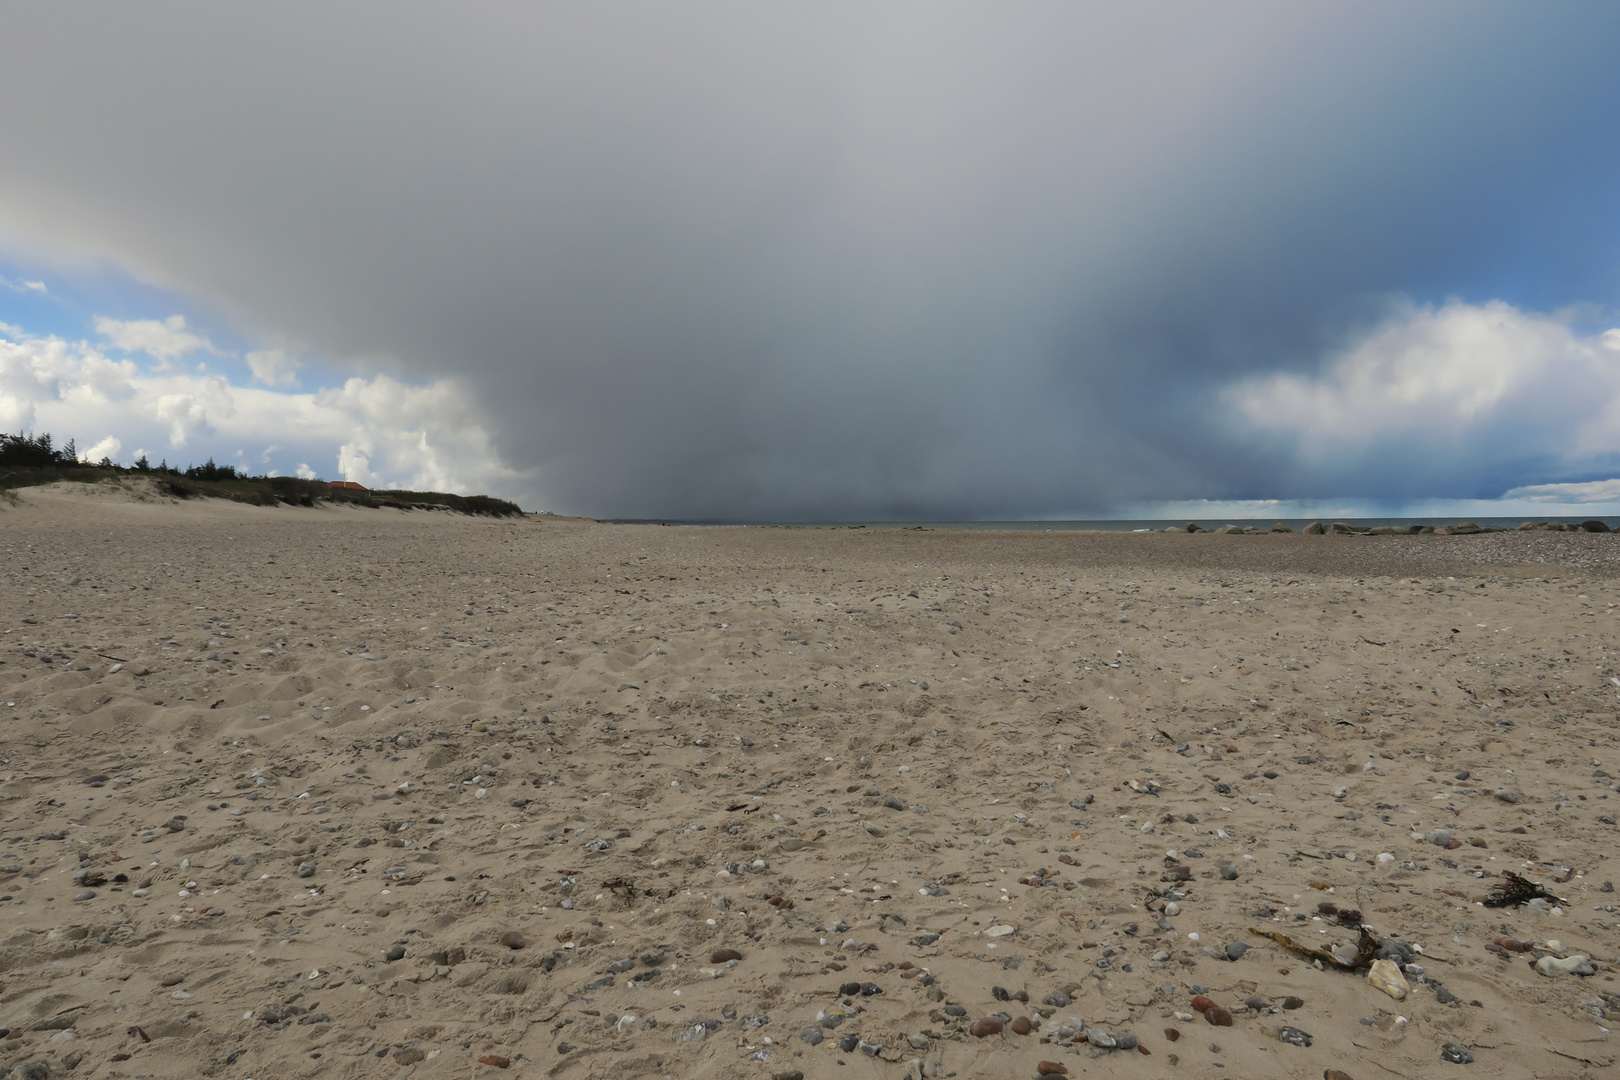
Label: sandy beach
xmin=6 ymin=481 xmax=1620 ymax=1080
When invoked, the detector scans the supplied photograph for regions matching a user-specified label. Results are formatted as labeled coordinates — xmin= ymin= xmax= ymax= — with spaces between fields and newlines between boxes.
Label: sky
xmin=2 ymin=2 xmax=1619 ymax=519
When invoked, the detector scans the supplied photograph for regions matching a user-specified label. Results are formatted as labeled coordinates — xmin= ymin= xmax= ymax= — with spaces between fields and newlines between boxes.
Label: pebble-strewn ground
xmin=5 ymin=482 xmax=1620 ymax=1080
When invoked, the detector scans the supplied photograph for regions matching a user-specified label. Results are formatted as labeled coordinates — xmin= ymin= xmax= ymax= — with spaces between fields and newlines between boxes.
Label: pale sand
xmin=5 ymin=480 xmax=1620 ymax=1079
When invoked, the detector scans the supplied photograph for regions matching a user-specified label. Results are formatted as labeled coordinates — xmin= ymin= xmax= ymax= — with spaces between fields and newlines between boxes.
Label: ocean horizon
xmin=605 ymin=515 xmax=1619 ymax=532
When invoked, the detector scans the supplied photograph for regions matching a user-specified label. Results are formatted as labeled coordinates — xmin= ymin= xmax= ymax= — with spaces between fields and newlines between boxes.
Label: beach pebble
xmin=1376 ymin=852 xmax=1397 ymax=869
xmin=1086 ymin=1029 xmax=1116 ymax=1048
xmin=1440 ymin=1043 xmax=1474 ymax=1064
xmin=839 ymin=1034 xmax=859 ymax=1052
xmin=1225 ymin=942 xmax=1249 ymax=961
xmin=1495 ymin=788 xmax=1519 ymax=804
xmin=1534 ymin=954 xmax=1594 ymax=977
xmin=1219 ymin=864 xmax=1238 ymax=880
xmin=1426 ymin=828 xmax=1452 ymax=847
xmin=800 ymin=1026 xmax=823 ymax=1045
xmin=1278 ymin=1026 xmax=1312 ymax=1047
xmin=297 ymin=861 xmax=316 ymax=878
xmin=1164 ymin=1027 xmax=1181 ymax=1042
xmin=1324 ymin=1072 xmax=1355 ymax=1080
xmin=1011 ymin=1016 xmax=1033 ymax=1034
xmin=970 ymin=1018 xmax=1003 ymax=1037
xmin=1190 ymin=995 xmax=1215 ymax=1013
xmin=1283 ymin=996 xmax=1305 ymax=1010
xmin=1204 ymin=1006 xmax=1233 ymax=1026
xmin=882 ymin=795 xmax=904 ymax=810
xmin=710 ymin=947 xmax=743 ymax=963
xmin=159 ymin=973 xmax=184 ymax=986
xmin=499 ymin=930 xmax=527 ymax=949
xmin=1043 ymin=989 xmax=1071 ymax=1007
xmin=640 ymin=949 xmax=666 ymax=966
xmin=72 ymin=889 xmax=95 ymax=902
xmin=772 ymin=1072 xmax=805 ymax=1080
xmin=1367 ymin=959 xmax=1409 ymax=999
xmin=1036 ymin=1063 xmax=1068 ymax=1076
xmin=477 ymin=1055 xmax=511 ymax=1067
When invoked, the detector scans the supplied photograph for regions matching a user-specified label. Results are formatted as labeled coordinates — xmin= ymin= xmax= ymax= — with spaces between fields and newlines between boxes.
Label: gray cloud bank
xmin=2 ymin=3 xmax=1618 ymax=517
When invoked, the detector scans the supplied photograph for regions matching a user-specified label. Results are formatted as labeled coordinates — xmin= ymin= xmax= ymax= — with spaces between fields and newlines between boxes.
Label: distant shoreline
xmin=605 ymin=515 xmax=1618 ymax=533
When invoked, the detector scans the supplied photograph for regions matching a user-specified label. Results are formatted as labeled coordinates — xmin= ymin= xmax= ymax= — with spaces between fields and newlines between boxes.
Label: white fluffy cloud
xmin=245 ymin=348 xmax=300 ymax=388
xmin=94 ymin=314 xmax=214 ymax=361
xmin=0 ymin=325 xmax=527 ymax=499
xmin=1225 ymin=300 xmax=1620 ymax=495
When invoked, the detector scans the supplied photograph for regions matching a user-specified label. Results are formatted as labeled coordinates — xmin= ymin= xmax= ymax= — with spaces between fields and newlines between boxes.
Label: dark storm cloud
xmin=2 ymin=2 xmax=1618 ymax=516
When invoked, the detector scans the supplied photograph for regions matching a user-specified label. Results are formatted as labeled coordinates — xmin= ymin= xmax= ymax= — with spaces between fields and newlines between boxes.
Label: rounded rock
xmin=970 ymin=1018 xmax=1003 ymax=1038
xmin=1190 ymin=995 xmax=1215 ymax=1013
xmin=499 ymin=931 xmax=527 ymax=950
xmin=1010 ymin=1016 xmax=1033 ymax=1035
xmin=710 ymin=947 xmax=743 ymax=964
xmin=1036 ymin=1062 xmax=1068 ymax=1076
xmin=1204 ymin=1006 xmax=1234 ymax=1027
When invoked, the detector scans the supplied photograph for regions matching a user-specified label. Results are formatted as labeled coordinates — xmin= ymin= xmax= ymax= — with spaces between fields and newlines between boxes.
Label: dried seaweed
xmin=1249 ymin=924 xmax=1380 ymax=971
xmin=1483 ymin=871 xmax=1568 ymax=909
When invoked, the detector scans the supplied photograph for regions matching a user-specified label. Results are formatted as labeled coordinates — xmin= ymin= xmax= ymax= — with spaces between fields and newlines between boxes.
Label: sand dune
xmin=4 ymin=482 xmax=1620 ymax=1078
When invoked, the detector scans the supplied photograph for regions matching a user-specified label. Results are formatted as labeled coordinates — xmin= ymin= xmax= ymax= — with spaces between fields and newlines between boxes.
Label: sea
xmin=608 ymin=516 xmax=1617 ymax=532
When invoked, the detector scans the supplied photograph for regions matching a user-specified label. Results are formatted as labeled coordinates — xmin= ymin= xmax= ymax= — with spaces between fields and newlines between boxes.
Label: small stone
xmin=800 ymin=1026 xmax=823 ymax=1045
xmin=1426 ymin=828 xmax=1452 ymax=848
xmin=1086 ymin=1029 xmax=1117 ymax=1048
xmin=991 ymin=985 xmax=1010 ymax=1001
xmin=1011 ymin=1016 xmax=1033 ymax=1035
xmin=1278 ymin=1026 xmax=1312 ymax=1047
xmin=72 ymin=889 xmax=95 ymax=902
xmin=970 ymin=1018 xmax=1003 ymax=1037
xmin=772 ymin=1072 xmax=805 ymax=1080
xmin=385 ymin=945 xmax=406 ymax=962
xmin=1224 ymin=942 xmax=1249 ymax=961
xmin=477 ymin=1055 xmax=511 ymax=1068
xmin=1366 ymin=958 xmax=1409 ymax=999
xmin=839 ymin=1033 xmax=859 ymax=1052
xmin=1115 ymin=1033 xmax=1138 ymax=1050
xmin=1495 ymin=788 xmax=1519 ymax=804
xmin=1282 ymin=996 xmax=1305 ymax=1010
xmin=1043 ymin=989 xmax=1071 ymax=1007
xmin=1440 ymin=1043 xmax=1474 ymax=1064
xmin=710 ymin=947 xmax=743 ymax=963
xmin=1534 ymin=954 xmax=1595 ymax=977
xmin=159 ymin=974 xmax=184 ymax=987
xmin=297 ymin=861 xmax=316 ymax=878
xmin=882 ymin=795 xmax=905 ymax=810
xmin=1219 ymin=864 xmax=1238 ymax=880
xmin=1190 ymin=995 xmax=1215 ymax=1013
xmin=1324 ymin=1072 xmax=1355 ymax=1080
xmin=1435 ymin=985 xmax=1457 ymax=1004
xmin=1204 ymin=1006 xmax=1233 ymax=1026
xmin=640 ymin=949 xmax=666 ymax=966
xmin=1036 ymin=1063 xmax=1068 ymax=1076
xmin=499 ymin=931 xmax=527 ymax=949
xmin=395 ymin=1047 xmax=428 ymax=1065
xmin=1164 ymin=1028 xmax=1181 ymax=1042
